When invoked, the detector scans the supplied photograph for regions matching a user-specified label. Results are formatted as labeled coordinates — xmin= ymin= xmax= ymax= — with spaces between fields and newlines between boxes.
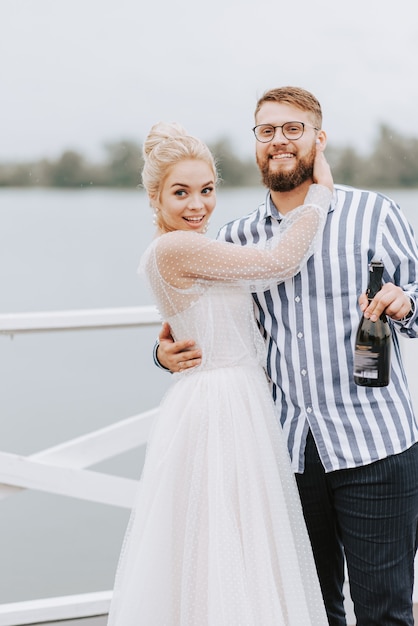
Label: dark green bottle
xmin=354 ymin=261 xmax=391 ymax=387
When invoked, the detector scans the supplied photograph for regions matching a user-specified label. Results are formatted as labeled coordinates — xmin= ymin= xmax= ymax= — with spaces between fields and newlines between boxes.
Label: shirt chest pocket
xmin=316 ymin=244 xmax=364 ymax=300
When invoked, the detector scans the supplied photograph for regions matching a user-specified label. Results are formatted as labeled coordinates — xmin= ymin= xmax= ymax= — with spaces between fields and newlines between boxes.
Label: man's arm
xmin=155 ymin=322 xmax=202 ymax=373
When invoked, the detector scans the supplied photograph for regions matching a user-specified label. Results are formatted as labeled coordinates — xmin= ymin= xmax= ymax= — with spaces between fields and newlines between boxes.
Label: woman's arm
xmin=156 ymin=184 xmax=331 ymax=288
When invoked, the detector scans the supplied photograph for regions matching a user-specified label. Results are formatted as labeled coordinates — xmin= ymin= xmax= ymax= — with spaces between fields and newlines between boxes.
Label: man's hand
xmin=359 ymin=283 xmax=412 ymax=321
xmin=157 ymin=322 xmax=202 ymax=372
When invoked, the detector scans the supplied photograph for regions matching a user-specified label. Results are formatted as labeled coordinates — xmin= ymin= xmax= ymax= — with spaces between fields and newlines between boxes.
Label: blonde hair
xmin=255 ymin=86 xmax=322 ymax=128
xmin=142 ymin=122 xmax=218 ymax=206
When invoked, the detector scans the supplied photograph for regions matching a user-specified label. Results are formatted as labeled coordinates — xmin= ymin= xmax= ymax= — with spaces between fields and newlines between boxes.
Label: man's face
xmin=255 ymin=102 xmax=319 ymax=192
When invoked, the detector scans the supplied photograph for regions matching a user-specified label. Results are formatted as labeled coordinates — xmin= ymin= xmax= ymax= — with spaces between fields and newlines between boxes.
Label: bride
xmin=107 ymin=121 xmax=332 ymax=625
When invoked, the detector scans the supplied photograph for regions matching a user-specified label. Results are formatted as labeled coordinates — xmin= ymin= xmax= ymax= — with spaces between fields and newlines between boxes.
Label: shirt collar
xmin=261 ymin=187 xmax=337 ymax=221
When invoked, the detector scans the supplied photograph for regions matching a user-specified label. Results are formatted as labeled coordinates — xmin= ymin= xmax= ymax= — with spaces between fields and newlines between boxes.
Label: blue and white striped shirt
xmin=218 ymin=184 xmax=418 ymax=473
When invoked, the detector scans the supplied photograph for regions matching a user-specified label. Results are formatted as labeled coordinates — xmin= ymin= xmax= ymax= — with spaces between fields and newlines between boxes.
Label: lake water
xmin=0 ymin=186 xmax=417 ymax=603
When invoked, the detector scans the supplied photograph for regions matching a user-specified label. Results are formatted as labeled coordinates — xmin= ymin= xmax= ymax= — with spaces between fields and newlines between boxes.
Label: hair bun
xmin=143 ymin=121 xmax=188 ymax=158
xmin=141 ymin=121 xmax=218 ymax=204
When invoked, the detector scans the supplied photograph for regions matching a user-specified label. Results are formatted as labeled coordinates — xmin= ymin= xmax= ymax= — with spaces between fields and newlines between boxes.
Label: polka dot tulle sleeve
xmin=141 ymin=184 xmax=331 ymax=318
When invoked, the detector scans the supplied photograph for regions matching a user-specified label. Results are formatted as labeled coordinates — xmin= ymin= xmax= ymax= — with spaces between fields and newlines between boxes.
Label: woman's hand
xmin=313 ymin=144 xmax=333 ymax=192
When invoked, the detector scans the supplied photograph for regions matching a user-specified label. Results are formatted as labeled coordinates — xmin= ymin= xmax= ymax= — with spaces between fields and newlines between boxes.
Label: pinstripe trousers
xmin=296 ymin=431 xmax=418 ymax=626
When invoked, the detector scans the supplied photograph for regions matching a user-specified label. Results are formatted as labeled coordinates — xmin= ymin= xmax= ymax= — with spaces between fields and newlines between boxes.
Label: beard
xmin=257 ymin=143 xmax=316 ymax=192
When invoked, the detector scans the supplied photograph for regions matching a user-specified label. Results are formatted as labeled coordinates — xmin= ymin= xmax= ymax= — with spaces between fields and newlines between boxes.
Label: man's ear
xmin=316 ymin=130 xmax=327 ymax=150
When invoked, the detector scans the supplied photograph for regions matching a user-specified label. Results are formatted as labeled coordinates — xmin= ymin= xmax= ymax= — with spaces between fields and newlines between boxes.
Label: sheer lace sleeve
xmin=154 ymin=184 xmax=331 ymax=290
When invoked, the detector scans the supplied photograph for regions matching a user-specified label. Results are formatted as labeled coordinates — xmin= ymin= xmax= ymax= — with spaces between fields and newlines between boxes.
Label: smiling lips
xmin=183 ymin=216 xmax=205 ymax=224
xmin=270 ymin=152 xmax=294 ymax=160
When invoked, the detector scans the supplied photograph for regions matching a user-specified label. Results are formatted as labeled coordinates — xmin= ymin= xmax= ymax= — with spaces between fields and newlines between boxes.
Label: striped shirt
xmin=217 ymin=184 xmax=418 ymax=473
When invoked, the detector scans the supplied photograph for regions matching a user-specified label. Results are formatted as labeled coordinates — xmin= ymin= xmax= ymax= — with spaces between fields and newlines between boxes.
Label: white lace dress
xmin=107 ymin=185 xmax=331 ymax=625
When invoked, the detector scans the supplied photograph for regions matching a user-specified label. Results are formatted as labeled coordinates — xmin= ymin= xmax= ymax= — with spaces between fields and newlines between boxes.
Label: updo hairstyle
xmin=142 ymin=121 xmax=218 ymax=207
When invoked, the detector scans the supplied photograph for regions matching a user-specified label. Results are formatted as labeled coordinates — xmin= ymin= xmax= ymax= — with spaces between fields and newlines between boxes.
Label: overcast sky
xmin=1 ymin=0 xmax=417 ymax=162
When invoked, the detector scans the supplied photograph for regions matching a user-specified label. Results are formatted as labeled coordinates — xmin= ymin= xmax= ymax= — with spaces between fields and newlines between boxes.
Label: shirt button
xmin=301 ymin=369 xmax=307 ymax=376
xmin=306 ymin=406 xmax=312 ymax=413
xmin=295 ymin=296 xmax=301 ymax=303
xmin=297 ymin=332 xmax=303 ymax=339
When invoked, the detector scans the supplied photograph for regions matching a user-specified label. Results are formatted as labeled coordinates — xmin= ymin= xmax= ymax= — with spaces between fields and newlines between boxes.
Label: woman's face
xmin=156 ymin=159 xmax=216 ymax=234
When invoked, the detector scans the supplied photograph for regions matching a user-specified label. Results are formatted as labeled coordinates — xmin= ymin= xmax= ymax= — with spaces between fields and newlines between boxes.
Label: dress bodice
xmin=166 ymin=282 xmax=266 ymax=371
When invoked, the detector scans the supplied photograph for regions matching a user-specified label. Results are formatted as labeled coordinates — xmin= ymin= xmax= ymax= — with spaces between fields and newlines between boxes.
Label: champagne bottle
xmin=354 ymin=261 xmax=391 ymax=387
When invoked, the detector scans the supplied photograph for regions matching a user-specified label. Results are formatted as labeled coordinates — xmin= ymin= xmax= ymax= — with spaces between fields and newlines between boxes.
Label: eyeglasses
xmin=252 ymin=121 xmax=319 ymax=143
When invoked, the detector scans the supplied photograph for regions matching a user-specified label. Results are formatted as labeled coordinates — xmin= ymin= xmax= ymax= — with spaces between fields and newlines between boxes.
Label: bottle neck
xmin=367 ymin=262 xmax=384 ymax=300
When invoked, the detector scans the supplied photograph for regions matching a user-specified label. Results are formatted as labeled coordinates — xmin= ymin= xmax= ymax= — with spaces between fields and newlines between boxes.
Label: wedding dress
xmin=107 ymin=185 xmax=331 ymax=625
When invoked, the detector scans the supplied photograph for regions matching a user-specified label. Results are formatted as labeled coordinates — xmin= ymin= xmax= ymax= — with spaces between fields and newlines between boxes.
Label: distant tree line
xmin=1 ymin=125 xmax=418 ymax=189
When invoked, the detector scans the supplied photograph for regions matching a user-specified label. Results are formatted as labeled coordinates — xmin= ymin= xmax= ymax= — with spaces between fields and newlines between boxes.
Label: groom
xmin=154 ymin=86 xmax=418 ymax=626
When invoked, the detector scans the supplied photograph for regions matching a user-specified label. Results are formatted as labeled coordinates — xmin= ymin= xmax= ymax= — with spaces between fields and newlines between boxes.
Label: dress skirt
xmin=107 ymin=364 xmax=327 ymax=625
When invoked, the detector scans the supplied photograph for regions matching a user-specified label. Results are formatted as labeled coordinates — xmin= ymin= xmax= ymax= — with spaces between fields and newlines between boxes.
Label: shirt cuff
xmin=153 ymin=340 xmax=172 ymax=372
xmin=398 ymin=297 xmax=415 ymax=322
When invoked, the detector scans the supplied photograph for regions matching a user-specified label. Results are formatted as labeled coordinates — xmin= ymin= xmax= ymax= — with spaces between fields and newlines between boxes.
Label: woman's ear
xmin=149 ymin=193 xmax=158 ymax=209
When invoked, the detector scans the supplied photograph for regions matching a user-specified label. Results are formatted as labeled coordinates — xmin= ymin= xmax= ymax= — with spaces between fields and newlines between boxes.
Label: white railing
xmin=0 ymin=306 xmax=159 ymax=335
xmin=0 ymin=592 xmax=111 ymax=626
xmin=0 ymin=307 xmax=161 ymax=625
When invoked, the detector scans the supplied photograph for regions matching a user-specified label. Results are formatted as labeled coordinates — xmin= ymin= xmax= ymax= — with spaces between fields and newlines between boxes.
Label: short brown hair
xmin=255 ymin=86 xmax=322 ymax=128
